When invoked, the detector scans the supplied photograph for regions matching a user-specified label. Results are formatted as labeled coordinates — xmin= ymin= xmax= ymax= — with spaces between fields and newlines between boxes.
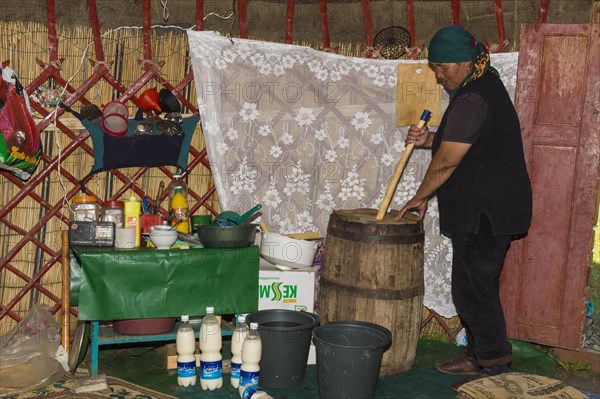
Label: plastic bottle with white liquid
xmin=240 ymin=322 xmax=261 ymax=389
xmin=176 ymin=315 xmax=196 ymax=387
xmin=239 ymin=383 xmax=274 ymax=399
xmin=230 ymin=314 xmax=249 ymax=388
xmin=199 ymin=306 xmax=223 ymax=390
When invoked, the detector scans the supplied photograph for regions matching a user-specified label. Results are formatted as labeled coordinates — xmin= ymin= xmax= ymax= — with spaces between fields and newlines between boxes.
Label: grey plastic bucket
xmin=312 ymin=321 xmax=392 ymax=399
xmin=246 ymin=309 xmax=319 ymax=388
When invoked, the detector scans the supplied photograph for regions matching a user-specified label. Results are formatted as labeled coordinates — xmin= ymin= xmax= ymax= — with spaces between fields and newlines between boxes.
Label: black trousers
xmin=450 ymin=215 xmax=512 ymax=368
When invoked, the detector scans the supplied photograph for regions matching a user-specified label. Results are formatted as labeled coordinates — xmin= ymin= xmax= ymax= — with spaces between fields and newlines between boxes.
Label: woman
xmin=397 ymin=26 xmax=532 ymax=378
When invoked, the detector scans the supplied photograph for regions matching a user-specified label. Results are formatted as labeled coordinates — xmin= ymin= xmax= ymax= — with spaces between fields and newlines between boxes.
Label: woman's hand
xmin=406 ymin=124 xmax=429 ymax=147
xmin=396 ymin=196 xmax=428 ymax=221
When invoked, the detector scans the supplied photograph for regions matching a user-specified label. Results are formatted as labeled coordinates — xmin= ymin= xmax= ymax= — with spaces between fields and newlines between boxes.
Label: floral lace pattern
xmin=188 ymin=31 xmax=519 ymax=318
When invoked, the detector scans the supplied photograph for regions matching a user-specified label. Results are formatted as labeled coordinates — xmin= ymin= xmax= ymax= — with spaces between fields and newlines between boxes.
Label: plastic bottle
xmin=230 ymin=314 xmax=249 ymax=388
xmin=123 ymin=194 xmax=141 ymax=247
xmin=169 ymin=173 xmax=189 ymax=234
xmin=199 ymin=306 xmax=223 ymax=390
xmin=176 ymin=315 xmax=197 ymax=387
xmin=240 ymin=322 xmax=261 ymax=389
xmin=239 ymin=383 xmax=274 ymax=399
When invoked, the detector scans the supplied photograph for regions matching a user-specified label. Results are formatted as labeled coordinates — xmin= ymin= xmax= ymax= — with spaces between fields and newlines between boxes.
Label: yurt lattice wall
xmin=0 ymin=0 xmax=550 ymax=339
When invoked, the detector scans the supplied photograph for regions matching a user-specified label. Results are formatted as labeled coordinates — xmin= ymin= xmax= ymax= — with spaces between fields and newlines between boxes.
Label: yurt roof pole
xmin=238 ymin=0 xmax=249 ymax=38
xmin=361 ymin=0 xmax=376 ymax=57
xmin=285 ymin=0 xmax=295 ymax=44
xmin=406 ymin=0 xmax=416 ymax=49
xmin=196 ymin=0 xmax=204 ymax=31
xmin=494 ymin=0 xmax=508 ymax=52
xmin=143 ymin=0 xmax=153 ymax=60
xmin=47 ymin=0 xmax=58 ymax=62
xmin=320 ymin=0 xmax=332 ymax=51
xmin=452 ymin=0 xmax=461 ymax=26
xmin=87 ymin=0 xmax=105 ymax=61
xmin=538 ymin=0 xmax=550 ymax=23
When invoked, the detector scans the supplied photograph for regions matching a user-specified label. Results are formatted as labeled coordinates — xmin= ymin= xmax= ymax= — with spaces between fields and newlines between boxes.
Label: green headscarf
xmin=428 ymin=26 xmax=498 ymax=99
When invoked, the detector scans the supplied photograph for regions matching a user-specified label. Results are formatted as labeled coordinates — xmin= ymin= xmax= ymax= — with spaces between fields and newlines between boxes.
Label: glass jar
xmin=71 ymin=195 xmax=100 ymax=221
xmin=101 ymin=200 xmax=124 ymax=227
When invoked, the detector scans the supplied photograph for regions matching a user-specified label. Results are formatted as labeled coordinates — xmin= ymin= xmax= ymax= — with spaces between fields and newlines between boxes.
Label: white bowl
xmin=149 ymin=231 xmax=178 ymax=249
xmin=260 ymin=232 xmax=318 ymax=269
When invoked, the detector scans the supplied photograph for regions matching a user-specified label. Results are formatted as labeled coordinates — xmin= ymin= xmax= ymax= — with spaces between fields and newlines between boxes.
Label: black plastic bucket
xmin=313 ymin=321 xmax=392 ymax=399
xmin=246 ymin=309 xmax=319 ymax=388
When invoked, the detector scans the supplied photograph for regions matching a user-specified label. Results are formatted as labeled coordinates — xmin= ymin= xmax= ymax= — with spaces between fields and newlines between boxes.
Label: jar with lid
xmin=71 ymin=195 xmax=100 ymax=221
xmin=101 ymin=200 xmax=124 ymax=227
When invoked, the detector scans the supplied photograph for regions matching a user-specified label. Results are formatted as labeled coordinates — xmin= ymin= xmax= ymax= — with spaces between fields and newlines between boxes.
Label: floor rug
xmin=13 ymin=374 xmax=177 ymax=399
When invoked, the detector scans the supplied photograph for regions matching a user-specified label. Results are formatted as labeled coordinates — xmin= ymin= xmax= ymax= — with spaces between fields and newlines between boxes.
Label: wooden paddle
xmin=376 ymin=109 xmax=432 ymax=220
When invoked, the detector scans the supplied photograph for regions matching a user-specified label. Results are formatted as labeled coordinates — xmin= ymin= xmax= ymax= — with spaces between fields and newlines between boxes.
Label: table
xmin=70 ymin=246 xmax=260 ymax=377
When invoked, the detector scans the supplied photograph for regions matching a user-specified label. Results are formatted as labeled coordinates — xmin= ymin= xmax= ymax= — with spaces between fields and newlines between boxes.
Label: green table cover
xmin=70 ymin=246 xmax=259 ymax=320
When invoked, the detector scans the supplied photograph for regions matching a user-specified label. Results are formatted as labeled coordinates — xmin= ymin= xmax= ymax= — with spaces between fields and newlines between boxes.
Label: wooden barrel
xmin=319 ymin=208 xmax=424 ymax=375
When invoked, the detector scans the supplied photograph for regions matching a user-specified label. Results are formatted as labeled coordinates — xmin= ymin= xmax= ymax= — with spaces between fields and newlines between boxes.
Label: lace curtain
xmin=188 ymin=31 xmax=519 ymax=317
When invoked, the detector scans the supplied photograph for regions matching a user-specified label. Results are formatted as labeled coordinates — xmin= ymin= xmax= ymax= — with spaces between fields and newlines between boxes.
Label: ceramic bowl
xmin=149 ymin=231 xmax=178 ymax=249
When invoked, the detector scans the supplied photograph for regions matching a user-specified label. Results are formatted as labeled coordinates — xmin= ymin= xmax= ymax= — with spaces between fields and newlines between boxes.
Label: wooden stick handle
xmin=61 ymin=230 xmax=70 ymax=354
xmin=376 ymin=110 xmax=431 ymax=220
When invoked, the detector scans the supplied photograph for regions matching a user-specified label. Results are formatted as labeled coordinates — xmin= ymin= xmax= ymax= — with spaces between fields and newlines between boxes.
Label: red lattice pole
xmin=285 ymin=0 xmax=295 ymax=44
xmin=238 ymin=0 xmax=248 ymax=39
xmin=452 ymin=0 xmax=461 ymax=26
xmin=538 ymin=0 xmax=549 ymax=23
xmin=320 ymin=0 xmax=331 ymax=51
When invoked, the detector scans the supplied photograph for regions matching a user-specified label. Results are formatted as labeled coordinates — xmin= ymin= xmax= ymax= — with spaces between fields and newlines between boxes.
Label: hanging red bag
xmin=0 ymin=67 xmax=42 ymax=181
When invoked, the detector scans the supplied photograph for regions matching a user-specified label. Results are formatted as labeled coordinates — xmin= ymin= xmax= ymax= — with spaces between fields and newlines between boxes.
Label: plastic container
xmin=312 ymin=321 xmax=392 ymax=399
xmin=176 ymin=315 xmax=197 ymax=387
xmin=71 ymin=195 xmax=100 ymax=222
xmin=168 ymin=173 xmax=189 ymax=234
xmin=231 ymin=314 xmax=249 ymax=388
xmin=240 ymin=322 xmax=261 ymax=389
xmin=199 ymin=307 xmax=223 ymax=390
xmin=124 ymin=194 xmax=141 ymax=247
xmin=246 ymin=310 xmax=319 ymax=389
xmin=101 ymin=200 xmax=124 ymax=227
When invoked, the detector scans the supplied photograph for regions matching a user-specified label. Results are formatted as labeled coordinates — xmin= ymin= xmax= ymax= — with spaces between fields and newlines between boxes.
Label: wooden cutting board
xmin=396 ymin=63 xmax=442 ymax=126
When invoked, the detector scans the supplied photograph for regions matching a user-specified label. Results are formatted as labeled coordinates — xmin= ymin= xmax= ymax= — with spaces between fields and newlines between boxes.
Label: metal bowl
xmin=195 ymin=224 xmax=258 ymax=248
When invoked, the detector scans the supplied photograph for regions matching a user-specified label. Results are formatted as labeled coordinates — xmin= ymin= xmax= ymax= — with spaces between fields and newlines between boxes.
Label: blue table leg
xmin=91 ymin=321 xmax=99 ymax=378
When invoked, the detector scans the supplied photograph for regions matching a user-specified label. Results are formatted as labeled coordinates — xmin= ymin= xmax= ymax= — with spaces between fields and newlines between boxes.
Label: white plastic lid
xmin=238 ymin=314 xmax=246 ymax=323
xmin=250 ymin=322 xmax=258 ymax=329
xmin=181 ymin=315 xmax=189 ymax=322
xmin=206 ymin=306 xmax=214 ymax=313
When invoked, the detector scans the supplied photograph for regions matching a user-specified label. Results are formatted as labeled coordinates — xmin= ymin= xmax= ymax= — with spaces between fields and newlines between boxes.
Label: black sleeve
xmin=441 ymin=92 xmax=489 ymax=144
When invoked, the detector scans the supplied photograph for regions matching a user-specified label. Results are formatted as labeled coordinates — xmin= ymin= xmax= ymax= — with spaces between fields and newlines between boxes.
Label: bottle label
xmin=200 ymin=360 xmax=222 ymax=380
xmin=125 ymin=216 xmax=137 ymax=229
xmin=240 ymin=370 xmax=259 ymax=386
xmin=231 ymin=362 xmax=241 ymax=379
xmin=241 ymin=385 xmax=260 ymax=399
xmin=177 ymin=360 xmax=196 ymax=378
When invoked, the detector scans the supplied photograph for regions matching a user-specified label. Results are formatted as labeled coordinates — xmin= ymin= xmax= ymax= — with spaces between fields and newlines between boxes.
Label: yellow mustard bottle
xmin=124 ymin=194 xmax=142 ymax=247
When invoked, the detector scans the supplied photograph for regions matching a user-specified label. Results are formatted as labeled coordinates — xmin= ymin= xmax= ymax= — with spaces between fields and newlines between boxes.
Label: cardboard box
xmin=258 ymin=259 xmax=316 ymax=312
xmin=258 ymin=258 xmax=317 ymax=364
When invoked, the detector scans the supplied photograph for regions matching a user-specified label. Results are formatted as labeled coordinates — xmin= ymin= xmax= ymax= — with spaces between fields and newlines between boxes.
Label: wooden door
xmin=500 ymin=24 xmax=600 ymax=350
